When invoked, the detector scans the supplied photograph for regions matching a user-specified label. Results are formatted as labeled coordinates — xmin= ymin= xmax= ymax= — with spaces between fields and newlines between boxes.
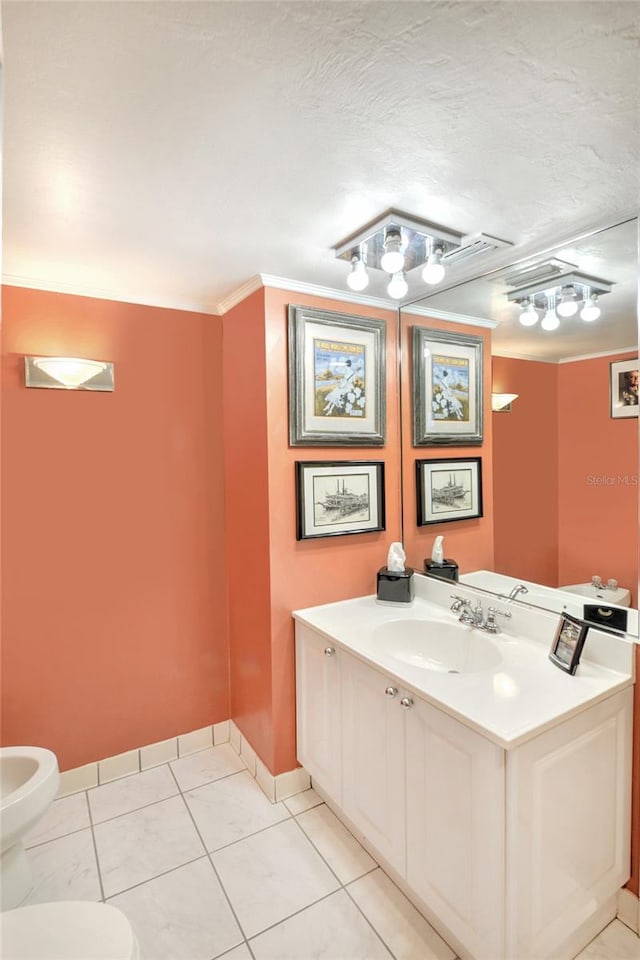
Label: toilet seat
xmin=0 ymin=901 xmax=139 ymax=959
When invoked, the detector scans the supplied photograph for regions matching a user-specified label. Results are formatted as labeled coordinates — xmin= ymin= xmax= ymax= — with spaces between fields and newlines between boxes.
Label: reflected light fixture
xmin=491 ymin=393 xmax=519 ymax=412
xmin=506 ymin=268 xmax=612 ymax=334
xmin=25 ymin=356 xmax=115 ymax=391
xmin=333 ymin=210 xmax=512 ymax=301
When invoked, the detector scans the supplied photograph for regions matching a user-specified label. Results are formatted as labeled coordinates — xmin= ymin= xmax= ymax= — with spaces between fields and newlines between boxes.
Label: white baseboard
xmin=57 ymin=718 xmax=309 ymax=804
xmin=617 ymin=887 xmax=640 ymax=934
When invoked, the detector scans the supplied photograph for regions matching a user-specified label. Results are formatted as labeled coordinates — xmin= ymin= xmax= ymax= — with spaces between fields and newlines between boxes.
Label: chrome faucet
xmin=450 ymin=595 xmax=512 ymax=633
xmin=507 ymin=583 xmax=528 ymax=600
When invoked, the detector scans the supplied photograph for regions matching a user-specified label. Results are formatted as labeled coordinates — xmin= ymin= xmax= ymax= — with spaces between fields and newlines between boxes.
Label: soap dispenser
xmin=424 ymin=535 xmax=459 ymax=582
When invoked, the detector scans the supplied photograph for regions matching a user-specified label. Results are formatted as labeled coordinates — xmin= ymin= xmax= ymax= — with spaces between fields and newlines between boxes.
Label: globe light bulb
xmin=387 ymin=272 xmax=408 ymax=299
xmin=421 ymin=249 xmax=445 ymax=285
xmin=346 ymin=256 xmax=369 ymax=292
xmin=580 ymin=295 xmax=601 ymax=322
xmin=541 ymin=308 xmax=560 ymax=331
xmin=556 ymin=286 xmax=578 ymax=318
xmin=380 ymin=231 xmax=404 ymax=274
xmin=519 ymin=300 xmax=539 ymax=327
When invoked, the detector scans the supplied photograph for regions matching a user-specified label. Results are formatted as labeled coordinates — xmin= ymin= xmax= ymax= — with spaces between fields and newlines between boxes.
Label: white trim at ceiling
xmin=400 ymin=303 xmax=498 ymax=329
xmin=229 ymin=273 xmax=396 ymax=314
xmin=493 ymin=345 xmax=638 ymax=364
xmin=2 ymin=272 xmax=219 ymax=316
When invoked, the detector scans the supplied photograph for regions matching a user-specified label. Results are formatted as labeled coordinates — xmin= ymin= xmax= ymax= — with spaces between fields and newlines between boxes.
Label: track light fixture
xmin=333 ymin=210 xmax=512 ymax=301
xmin=506 ymin=269 xmax=612 ymax=334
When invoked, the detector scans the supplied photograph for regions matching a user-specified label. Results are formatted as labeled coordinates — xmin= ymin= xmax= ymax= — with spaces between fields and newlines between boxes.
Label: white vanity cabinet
xmin=294 ymin=619 xmax=633 ymax=960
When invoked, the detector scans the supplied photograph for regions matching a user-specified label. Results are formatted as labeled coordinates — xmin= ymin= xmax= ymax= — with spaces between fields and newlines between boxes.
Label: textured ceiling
xmin=2 ymin=1 xmax=639 ymax=354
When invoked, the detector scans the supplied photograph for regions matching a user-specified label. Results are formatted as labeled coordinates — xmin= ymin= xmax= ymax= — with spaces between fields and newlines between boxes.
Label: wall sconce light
xmin=333 ymin=209 xmax=512 ymax=301
xmin=25 ymin=357 xmax=115 ymax=391
xmin=492 ymin=393 xmax=519 ymax=412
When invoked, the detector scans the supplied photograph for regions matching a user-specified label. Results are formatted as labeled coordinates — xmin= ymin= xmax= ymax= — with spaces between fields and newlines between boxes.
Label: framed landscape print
xmin=610 ymin=357 xmax=639 ymax=419
xmin=296 ymin=461 xmax=385 ymax=539
xmin=412 ymin=326 xmax=483 ymax=445
xmin=416 ymin=457 xmax=483 ymax=525
xmin=288 ymin=305 xmax=386 ymax=446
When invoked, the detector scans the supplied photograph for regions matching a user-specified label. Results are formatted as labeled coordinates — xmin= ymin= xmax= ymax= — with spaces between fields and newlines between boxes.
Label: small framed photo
xmin=412 ymin=325 xmax=483 ymax=445
xmin=549 ymin=613 xmax=589 ymax=675
xmin=296 ymin=461 xmax=385 ymax=540
xmin=610 ymin=358 xmax=638 ymax=419
xmin=288 ymin=305 xmax=386 ymax=446
xmin=416 ymin=457 xmax=483 ymax=525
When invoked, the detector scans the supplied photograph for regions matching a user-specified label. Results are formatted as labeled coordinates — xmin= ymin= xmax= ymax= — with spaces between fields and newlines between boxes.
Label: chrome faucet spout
xmin=507 ymin=584 xmax=529 ymax=600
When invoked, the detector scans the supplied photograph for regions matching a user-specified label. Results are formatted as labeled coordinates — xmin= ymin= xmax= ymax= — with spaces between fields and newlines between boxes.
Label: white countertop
xmin=293 ymin=577 xmax=635 ymax=750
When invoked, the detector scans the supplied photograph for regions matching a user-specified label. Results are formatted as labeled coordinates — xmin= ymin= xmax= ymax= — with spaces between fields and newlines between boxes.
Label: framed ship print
xmin=412 ymin=326 xmax=483 ymax=445
xmin=416 ymin=457 xmax=483 ymax=525
xmin=296 ymin=461 xmax=385 ymax=539
xmin=288 ymin=305 xmax=386 ymax=446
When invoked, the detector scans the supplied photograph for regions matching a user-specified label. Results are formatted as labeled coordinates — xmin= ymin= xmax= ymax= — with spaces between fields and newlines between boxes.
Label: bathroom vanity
xmin=293 ymin=576 xmax=634 ymax=960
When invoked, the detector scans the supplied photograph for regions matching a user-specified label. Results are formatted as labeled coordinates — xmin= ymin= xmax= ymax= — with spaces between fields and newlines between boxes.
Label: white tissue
xmin=432 ymin=535 xmax=444 ymax=564
xmin=387 ymin=542 xmax=406 ymax=572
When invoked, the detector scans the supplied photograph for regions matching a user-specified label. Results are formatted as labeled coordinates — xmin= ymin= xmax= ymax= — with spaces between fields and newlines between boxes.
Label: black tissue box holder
xmin=377 ymin=567 xmax=414 ymax=603
xmin=424 ymin=559 xmax=459 ymax=582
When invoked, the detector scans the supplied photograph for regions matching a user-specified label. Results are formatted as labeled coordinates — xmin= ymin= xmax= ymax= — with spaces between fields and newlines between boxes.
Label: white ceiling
xmin=2 ymin=1 xmax=639 ymax=355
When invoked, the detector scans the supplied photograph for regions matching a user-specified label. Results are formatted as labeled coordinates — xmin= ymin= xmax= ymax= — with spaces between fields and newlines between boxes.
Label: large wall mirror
xmin=399 ymin=217 xmax=639 ymax=636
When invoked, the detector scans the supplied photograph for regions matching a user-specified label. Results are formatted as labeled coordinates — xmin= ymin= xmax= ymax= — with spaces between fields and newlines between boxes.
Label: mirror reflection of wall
xmin=399 ymin=218 xmax=638 ymax=633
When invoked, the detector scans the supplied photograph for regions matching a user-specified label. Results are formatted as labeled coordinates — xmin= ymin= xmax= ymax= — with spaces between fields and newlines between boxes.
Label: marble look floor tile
xmin=185 ymin=770 xmax=290 ymax=851
xmin=250 ymin=889 xmax=393 ymax=960
xmin=283 ymin=787 xmax=323 ymax=816
xmin=170 ymin=743 xmax=245 ymax=791
xmin=88 ymin=764 xmax=178 ymax=824
xmin=108 ymin=856 xmax=242 ymax=960
xmin=94 ymin=795 xmax=204 ymax=897
xmin=296 ymin=803 xmax=376 ymax=883
xmin=347 ymin=868 xmax=456 ymax=960
xmin=24 ymin=792 xmax=90 ymax=848
xmin=24 ymin=828 xmax=101 ymax=905
xmin=212 ymin=819 xmax=339 ymax=938
xmin=575 ymin=919 xmax=640 ymax=959
xmin=217 ymin=945 xmax=252 ymax=960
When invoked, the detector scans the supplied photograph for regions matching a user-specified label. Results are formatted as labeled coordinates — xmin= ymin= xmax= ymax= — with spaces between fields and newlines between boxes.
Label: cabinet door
xmin=295 ymin=623 xmax=342 ymax=803
xmin=405 ymin=696 xmax=505 ymax=960
xmin=506 ymin=686 xmax=633 ymax=960
xmin=341 ymin=652 xmax=406 ymax=874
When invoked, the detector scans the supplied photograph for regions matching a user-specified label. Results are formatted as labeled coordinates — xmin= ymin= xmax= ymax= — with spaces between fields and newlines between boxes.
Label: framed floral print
xmin=412 ymin=326 xmax=483 ymax=446
xmin=288 ymin=305 xmax=386 ymax=446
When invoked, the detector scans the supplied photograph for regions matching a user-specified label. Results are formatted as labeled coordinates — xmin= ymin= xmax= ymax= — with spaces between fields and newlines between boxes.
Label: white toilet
xmin=0 ymin=748 xmax=138 ymax=959
xmin=0 ymin=901 xmax=139 ymax=959
xmin=0 ymin=746 xmax=60 ymax=909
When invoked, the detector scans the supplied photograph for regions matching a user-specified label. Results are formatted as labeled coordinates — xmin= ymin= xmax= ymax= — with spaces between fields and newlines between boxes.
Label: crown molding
xmin=401 ymin=302 xmax=498 ymax=329
xmin=558 ymin=345 xmax=638 ymax=364
xmin=255 ymin=274 xmax=396 ymax=312
xmin=2 ymin=273 xmax=219 ymax=315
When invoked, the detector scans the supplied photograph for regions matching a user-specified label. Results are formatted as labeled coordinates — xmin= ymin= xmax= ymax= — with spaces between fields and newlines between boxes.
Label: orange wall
xmin=558 ymin=354 xmax=638 ymax=603
xmin=1 ymin=286 xmax=229 ymax=770
xmin=492 ymin=356 xmax=559 ymax=584
xmin=223 ymin=290 xmax=401 ymax=775
xmin=400 ymin=313 xmax=495 ymax=576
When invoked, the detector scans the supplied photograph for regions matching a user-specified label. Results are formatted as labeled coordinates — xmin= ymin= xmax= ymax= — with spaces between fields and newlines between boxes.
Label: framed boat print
xmin=416 ymin=457 xmax=483 ymax=525
xmin=610 ymin=357 xmax=639 ymax=419
xmin=288 ymin=305 xmax=386 ymax=446
xmin=412 ymin=326 xmax=483 ymax=445
xmin=295 ymin=460 xmax=385 ymax=539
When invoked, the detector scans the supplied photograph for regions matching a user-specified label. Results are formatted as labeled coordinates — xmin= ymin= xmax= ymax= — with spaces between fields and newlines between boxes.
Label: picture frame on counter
xmin=288 ymin=305 xmax=387 ymax=446
xmin=412 ymin=325 xmax=483 ymax=446
xmin=416 ymin=456 xmax=483 ymax=526
xmin=610 ymin=357 xmax=639 ymax=419
xmin=548 ymin=613 xmax=589 ymax=675
xmin=296 ymin=460 xmax=385 ymax=540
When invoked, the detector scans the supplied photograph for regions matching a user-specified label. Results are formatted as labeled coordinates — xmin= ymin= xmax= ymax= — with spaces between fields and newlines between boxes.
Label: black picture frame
xmin=296 ymin=460 xmax=385 ymax=540
xmin=416 ymin=457 xmax=483 ymax=526
xmin=548 ymin=613 xmax=589 ymax=675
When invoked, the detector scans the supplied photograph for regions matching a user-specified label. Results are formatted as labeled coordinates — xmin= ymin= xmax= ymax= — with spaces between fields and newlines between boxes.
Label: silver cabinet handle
xmin=400 ymin=696 xmax=414 ymax=709
xmin=324 ymin=646 xmax=336 ymax=657
xmin=385 ymin=686 xmax=398 ymax=698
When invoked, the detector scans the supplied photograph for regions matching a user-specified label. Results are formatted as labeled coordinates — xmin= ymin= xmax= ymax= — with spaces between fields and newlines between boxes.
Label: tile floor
xmin=20 ymin=743 xmax=640 ymax=960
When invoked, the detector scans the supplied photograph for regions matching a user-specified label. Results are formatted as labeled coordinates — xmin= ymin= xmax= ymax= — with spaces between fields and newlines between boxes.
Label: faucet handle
xmin=607 ymin=578 xmax=618 ymax=591
xmin=450 ymin=594 xmax=466 ymax=611
xmin=591 ymin=575 xmax=603 ymax=589
xmin=487 ymin=606 xmax=512 ymax=620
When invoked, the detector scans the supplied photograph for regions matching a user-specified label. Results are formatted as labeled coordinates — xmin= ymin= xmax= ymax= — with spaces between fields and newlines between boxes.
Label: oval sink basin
xmin=369 ymin=619 xmax=502 ymax=674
